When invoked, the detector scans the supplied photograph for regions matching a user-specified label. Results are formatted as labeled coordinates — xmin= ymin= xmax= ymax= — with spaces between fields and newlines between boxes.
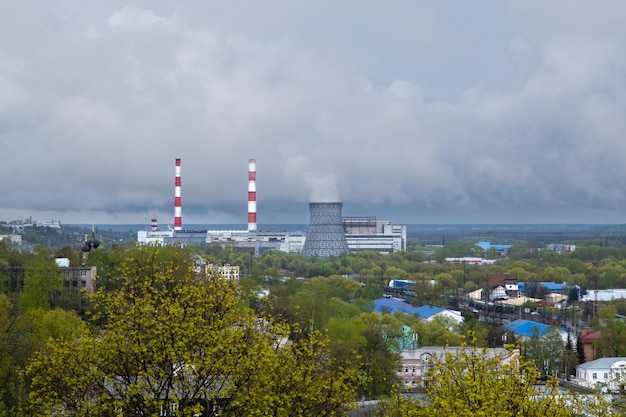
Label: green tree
xmin=27 ymin=246 xmax=356 ymax=416
xmin=0 ymin=294 xmax=15 ymax=416
xmin=54 ymin=245 xmax=81 ymax=268
xmin=386 ymin=332 xmax=609 ymax=417
xmin=522 ymin=327 xmax=564 ymax=376
xmin=560 ymin=334 xmax=578 ymax=378
xmin=594 ymin=304 xmax=626 ymax=357
xmin=358 ymin=312 xmax=401 ymax=398
xmin=576 ymin=333 xmax=586 ymax=365
xmin=19 ymin=247 xmax=62 ymax=311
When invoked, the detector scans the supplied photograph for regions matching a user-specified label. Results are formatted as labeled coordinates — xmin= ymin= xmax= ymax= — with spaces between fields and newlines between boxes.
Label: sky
xmin=1 ymin=1 xmax=626 ymax=225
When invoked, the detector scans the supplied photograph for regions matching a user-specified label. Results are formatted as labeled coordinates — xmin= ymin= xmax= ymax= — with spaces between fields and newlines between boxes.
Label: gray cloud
xmin=1 ymin=1 xmax=626 ymax=225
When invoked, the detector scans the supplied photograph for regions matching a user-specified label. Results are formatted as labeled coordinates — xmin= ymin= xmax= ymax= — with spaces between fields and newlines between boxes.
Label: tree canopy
xmin=384 ymin=332 xmax=610 ymax=417
xmin=27 ymin=246 xmax=357 ymax=416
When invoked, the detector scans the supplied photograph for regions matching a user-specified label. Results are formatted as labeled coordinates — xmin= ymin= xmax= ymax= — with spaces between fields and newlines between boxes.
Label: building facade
xmin=343 ymin=217 xmax=406 ymax=253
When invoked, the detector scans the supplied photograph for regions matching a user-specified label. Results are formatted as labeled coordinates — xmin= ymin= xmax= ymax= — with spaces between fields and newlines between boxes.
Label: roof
xmin=374 ymin=298 xmax=420 ymax=315
xmin=413 ymin=305 xmax=445 ymax=319
xmin=577 ymin=357 xmax=626 ymax=370
xmin=476 ymin=242 xmax=512 ymax=251
xmin=505 ymin=319 xmax=553 ymax=337
xmin=500 ymin=296 xmax=541 ymax=306
xmin=373 ymin=299 xmax=446 ymax=318
xmin=518 ymin=282 xmax=573 ymax=293
xmin=580 ymin=330 xmax=602 ymax=344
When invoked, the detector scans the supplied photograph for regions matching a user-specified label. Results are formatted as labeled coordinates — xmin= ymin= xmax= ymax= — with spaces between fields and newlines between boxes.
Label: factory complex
xmin=137 ymin=159 xmax=406 ymax=256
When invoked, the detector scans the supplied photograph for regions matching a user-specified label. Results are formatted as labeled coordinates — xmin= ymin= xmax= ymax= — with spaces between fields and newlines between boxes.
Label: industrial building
xmin=343 ymin=217 xmax=405 ymax=253
xmin=136 ymin=158 xmax=406 ymax=256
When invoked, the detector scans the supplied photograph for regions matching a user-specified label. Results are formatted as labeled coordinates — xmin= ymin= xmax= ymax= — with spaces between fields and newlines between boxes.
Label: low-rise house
xmin=579 ymin=327 xmax=603 ymax=361
xmin=504 ymin=319 xmax=568 ymax=343
xmin=398 ymin=346 xmax=519 ymax=390
xmin=487 ymin=273 xmax=519 ymax=297
xmin=574 ymin=357 xmax=626 ymax=391
xmin=373 ymin=298 xmax=464 ymax=328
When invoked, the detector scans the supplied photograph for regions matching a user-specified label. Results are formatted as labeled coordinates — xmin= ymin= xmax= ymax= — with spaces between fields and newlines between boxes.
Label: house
xmin=4 ymin=259 xmax=97 ymax=294
xmin=574 ymin=357 xmax=626 ymax=391
xmin=518 ymin=282 xmax=580 ymax=298
xmin=579 ymin=327 xmax=603 ymax=361
xmin=504 ymin=319 xmax=568 ymax=343
xmin=397 ymin=346 xmax=519 ymax=390
xmin=373 ymin=298 xmax=464 ymax=327
xmin=487 ymin=273 xmax=519 ymax=298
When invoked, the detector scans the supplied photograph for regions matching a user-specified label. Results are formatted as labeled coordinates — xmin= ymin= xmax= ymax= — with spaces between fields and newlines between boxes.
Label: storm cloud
xmin=1 ymin=1 xmax=626 ymax=225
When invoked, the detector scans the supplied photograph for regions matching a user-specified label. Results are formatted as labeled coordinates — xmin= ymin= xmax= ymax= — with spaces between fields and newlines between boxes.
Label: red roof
xmin=580 ymin=330 xmax=602 ymax=344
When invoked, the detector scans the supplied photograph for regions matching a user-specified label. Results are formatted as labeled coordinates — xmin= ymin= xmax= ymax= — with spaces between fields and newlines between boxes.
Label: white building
xmin=398 ymin=346 xmax=519 ymax=390
xmin=581 ymin=289 xmax=626 ymax=302
xmin=137 ymin=217 xmax=405 ymax=255
xmin=575 ymin=357 xmax=626 ymax=391
xmin=343 ymin=217 xmax=406 ymax=253
xmin=137 ymin=230 xmax=174 ymax=245
xmin=192 ymin=256 xmax=240 ymax=282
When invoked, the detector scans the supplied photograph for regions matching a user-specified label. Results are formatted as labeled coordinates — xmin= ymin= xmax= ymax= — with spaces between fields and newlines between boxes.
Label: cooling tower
xmin=302 ymin=202 xmax=349 ymax=257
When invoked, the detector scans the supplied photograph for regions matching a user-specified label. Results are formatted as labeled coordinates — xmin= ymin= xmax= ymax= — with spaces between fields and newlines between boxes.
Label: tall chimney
xmin=174 ymin=158 xmax=182 ymax=231
xmin=151 ymin=218 xmax=158 ymax=232
xmin=302 ymin=202 xmax=349 ymax=257
xmin=248 ymin=159 xmax=257 ymax=231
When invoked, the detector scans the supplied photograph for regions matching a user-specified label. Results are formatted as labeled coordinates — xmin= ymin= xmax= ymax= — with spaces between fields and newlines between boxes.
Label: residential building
xmin=3 ymin=259 xmax=97 ymax=294
xmin=192 ymin=257 xmax=240 ymax=282
xmin=504 ymin=319 xmax=568 ymax=343
xmin=575 ymin=357 xmax=626 ymax=391
xmin=487 ymin=273 xmax=519 ymax=298
xmin=579 ymin=327 xmax=603 ymax=362
xmin=398 ymin=346 xmax=519 ymax=390
xmin=373 ymin=298 xmax=464 ymax=327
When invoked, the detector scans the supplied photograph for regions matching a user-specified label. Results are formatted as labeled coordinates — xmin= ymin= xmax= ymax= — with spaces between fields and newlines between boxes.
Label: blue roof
xmin=505 ymin=319 xmax=551 ymax=337
xmin=374 ymin=298 xmax=420 ymax=314
xmin=414 ymin=305 xmax=445 ymax=318
xmin=476 ymin=242 xmax=512 ymax=251
xmin=518 ymin=282 xmax=572 ymax=294
xmin=373 ymin=299 xmax=445 ymax=318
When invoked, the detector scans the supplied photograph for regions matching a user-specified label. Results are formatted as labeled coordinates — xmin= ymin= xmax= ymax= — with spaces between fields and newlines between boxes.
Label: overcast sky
xmin=2 ymin=1 xmax=626 ymax=225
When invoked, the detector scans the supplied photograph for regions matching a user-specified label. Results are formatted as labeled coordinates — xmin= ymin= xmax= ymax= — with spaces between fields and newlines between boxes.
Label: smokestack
xmin=302 ymin=202 xmax=349 ymax=257
xmin=248 ymin=158 xmax=257 ymax=232
xmin=174 ymin=158 xmax=182 ymax=231
xmin=151 ymin=218 xmax=158 ymax=231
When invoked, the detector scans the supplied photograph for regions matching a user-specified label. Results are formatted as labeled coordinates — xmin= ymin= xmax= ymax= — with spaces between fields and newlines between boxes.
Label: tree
xmin=27 ymin=246 xmax=356 ymax=416
xmin=19 ymin=247 xmax=62 ymax=311
xmin=575 ymin=333 xmax=586 ymax=365
xmin=385 ymin=332 xmax=609 ymax=417
xmin=560 ymin=334 xmax=578 ymax=378
xmin=522 ymin=327 xmax=564 ymax=376
xmin=594 ymin=304 xmax=626 ymax=357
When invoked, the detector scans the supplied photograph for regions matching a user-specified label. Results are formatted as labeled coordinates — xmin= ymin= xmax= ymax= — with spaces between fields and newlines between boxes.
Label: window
xmin=593 ymin=373 xmax=597 ymax=379
xmin=604 ymin=373 xmax=608 ymax=379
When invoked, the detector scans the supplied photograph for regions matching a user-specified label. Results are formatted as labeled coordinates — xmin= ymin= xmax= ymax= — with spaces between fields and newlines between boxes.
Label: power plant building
xmin=136 ymin=158 xmax=406 ymax=255
xmin=343 ymin=217 xmax=406 ymax=253
xmin=302 ymin=202 xmax=349 ymax=258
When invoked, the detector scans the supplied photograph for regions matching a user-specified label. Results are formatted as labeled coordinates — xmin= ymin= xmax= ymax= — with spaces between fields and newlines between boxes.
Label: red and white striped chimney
xmin=174 ymin=158 xmax=182 ymax=231
xmin=151 ymin=218 xmax=158 ymax=231
xmin=248 ymin=158 xmax=257 ymax=231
